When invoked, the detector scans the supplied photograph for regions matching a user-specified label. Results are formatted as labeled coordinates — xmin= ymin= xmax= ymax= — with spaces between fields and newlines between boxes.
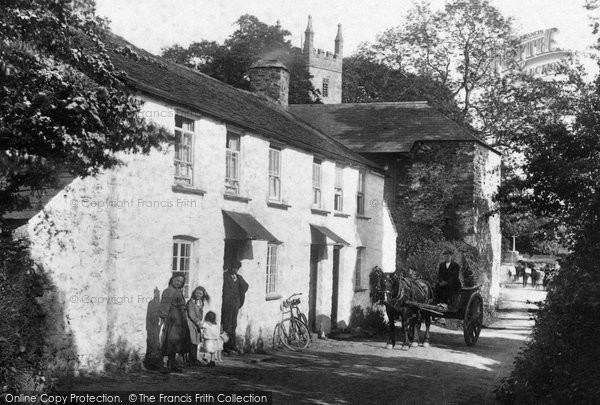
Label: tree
xmin=0 ymin=0 xmax=169 ymax=219
xmin=161 ymin=15 xmax=319 ymax=104
xmin=496 ymin=38 xmax=600 ymax=403
xmin=358 ymin=0 xmax=515 ymax=118
xmin=342 ymin=56 xmax=464 ymax=122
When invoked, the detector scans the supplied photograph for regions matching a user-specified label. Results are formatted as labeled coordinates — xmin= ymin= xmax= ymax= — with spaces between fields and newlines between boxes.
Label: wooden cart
xmin=406 ymin=285 xmax=484 ymax=346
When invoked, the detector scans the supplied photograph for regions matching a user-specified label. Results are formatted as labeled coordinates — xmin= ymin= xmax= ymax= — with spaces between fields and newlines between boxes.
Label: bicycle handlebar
xmin=285 ymin=293 xmax=302 ymax=301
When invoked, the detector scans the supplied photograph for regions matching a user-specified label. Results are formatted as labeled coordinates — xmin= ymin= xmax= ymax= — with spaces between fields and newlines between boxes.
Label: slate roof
xmin=106 ymin=34 xmax=381 ymax=170
xmin=288 ymin=102 xmax=498 ymax=154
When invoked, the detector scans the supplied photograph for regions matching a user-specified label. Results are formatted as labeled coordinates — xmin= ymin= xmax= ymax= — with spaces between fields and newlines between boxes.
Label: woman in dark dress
xmin=158 ymin=273 xmax=190 ymax=373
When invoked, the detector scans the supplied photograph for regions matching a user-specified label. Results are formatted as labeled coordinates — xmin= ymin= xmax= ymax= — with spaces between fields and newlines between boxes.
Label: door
xmin=308 ymin=244 xmax=319 ymax=332
xmin=223 ymin=240 xmax=243 ymax=269
xmin=331 ymin=246 xmax=340 ymax=329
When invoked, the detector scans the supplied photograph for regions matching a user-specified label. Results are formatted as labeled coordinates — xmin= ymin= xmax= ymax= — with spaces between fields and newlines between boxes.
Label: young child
xmin=200 ymin=311 xmax=220 ymax=366
xmin=216 ymin=330 xmax=228 ymax=362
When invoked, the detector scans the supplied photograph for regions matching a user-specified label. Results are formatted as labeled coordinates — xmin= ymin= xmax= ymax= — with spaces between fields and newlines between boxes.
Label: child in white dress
xmin=200 ymin=311 xmax=220 ymax=366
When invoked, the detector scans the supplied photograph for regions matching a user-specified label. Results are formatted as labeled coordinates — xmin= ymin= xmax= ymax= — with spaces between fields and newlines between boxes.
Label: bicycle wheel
xmin=298 ymin=312 xmax=308 ymax=328
xmin=272 ymin=323 xmax=285 ymax=350
xmin=278 ymin=318 xmax=310 ymax=351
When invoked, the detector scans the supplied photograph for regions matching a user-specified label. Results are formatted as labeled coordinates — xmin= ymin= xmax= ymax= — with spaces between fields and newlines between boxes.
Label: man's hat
xmin=442 ymin=249 xmax=453 ymax=255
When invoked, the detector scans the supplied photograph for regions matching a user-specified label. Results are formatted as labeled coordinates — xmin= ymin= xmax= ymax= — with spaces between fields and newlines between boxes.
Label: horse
xmin=370 ymin=266 xmax=435 ymax=349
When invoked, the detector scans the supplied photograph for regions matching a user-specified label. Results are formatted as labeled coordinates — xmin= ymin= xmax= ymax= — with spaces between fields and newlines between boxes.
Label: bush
xmin=496 ymin=255 xmax=600 ymax=404
xmin=403 ymin=239 xmax=481 ymax=288
xmin=349 ymin=305 xmax=388 ymax=335
xmin=104 ymin=337 xmax=142 ymax=373
xmin=0 ymin=238 xmax=50 ymax=395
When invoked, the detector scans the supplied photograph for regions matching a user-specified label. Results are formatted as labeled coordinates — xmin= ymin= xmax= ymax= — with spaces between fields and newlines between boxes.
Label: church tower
xmin=303 ymin=16 xmax=343 ymax=104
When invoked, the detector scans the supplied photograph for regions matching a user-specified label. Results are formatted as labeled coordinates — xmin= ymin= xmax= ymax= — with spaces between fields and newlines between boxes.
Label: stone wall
xmin=363 ymin=142 xmax=501 ymax=307
xmin=247 ymin=62 xmax=289 ymax=107
xmin=306 ymin=51 xmax=342 ymax=104
xmin=22 ymin=95 xmax=393 ymax=371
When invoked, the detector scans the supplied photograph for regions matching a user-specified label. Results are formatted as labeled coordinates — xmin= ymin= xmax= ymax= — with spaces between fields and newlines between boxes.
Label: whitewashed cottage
xmin=6 ymin=34 xmax=397 ymax=371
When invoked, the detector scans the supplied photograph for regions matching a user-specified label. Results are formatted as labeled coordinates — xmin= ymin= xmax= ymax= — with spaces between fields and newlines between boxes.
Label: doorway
xmin=331 ymin=246 xmax=340 ymax=329
xmin=308 ymin=244 xmax=320 ymax=332
xmin=223 ymin=240 xmax=243 ymax=269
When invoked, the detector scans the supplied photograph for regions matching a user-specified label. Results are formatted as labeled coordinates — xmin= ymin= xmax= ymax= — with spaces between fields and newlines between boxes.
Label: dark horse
xmin=370 ymin=267 xmax=435 ymax=349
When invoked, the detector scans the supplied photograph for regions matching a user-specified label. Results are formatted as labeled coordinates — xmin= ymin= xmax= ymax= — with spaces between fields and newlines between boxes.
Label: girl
xmin=186 ymin=286 xmax=210 ymax=366
xmin=201 ymin=311 xmax=220 ymax=366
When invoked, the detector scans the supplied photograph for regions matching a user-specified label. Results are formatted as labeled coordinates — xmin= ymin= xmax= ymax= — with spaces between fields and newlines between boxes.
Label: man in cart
xmin=436 ymin=249 xmax=462 ymax=309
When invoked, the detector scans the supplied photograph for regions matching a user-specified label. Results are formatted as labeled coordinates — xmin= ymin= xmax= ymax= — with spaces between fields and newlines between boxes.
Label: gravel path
xmin=58 ymin=287 xmax=546 ymax=404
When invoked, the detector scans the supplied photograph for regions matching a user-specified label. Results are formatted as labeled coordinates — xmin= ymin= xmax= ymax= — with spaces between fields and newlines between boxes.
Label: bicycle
xmin=273 ymin=293 xmax=311 ymax=351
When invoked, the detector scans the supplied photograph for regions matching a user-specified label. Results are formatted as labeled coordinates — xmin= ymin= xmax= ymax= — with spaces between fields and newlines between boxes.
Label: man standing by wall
xmin=221 ymin=261 xmax=249 ymax=354
xmin=436 ymin=249 xmax=462 ymax=308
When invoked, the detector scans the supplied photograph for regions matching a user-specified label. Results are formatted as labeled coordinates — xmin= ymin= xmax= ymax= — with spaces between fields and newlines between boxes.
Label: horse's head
xmin=369 ymin=266 xmax=396 ymax=304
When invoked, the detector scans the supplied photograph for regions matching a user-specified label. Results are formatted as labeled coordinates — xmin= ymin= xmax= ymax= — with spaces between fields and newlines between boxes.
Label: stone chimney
xmin=247 ymin=60 xmax=290 ymax=107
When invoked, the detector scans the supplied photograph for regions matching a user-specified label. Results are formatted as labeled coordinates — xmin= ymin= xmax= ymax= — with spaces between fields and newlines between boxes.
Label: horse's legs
xmin=411 ymin=315 xmax=420 ymax=348
xmin=386 ymin=306 xmax=396 ymax=349
xmin=423 ymin=315 xmax=431 ymax=347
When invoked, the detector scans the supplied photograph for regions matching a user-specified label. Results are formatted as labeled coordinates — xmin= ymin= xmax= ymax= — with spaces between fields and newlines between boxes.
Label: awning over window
xmin=222 ymin=210 xmax=282 ymax=244
xmin=310 ymin=224 xmax=349 ymax=246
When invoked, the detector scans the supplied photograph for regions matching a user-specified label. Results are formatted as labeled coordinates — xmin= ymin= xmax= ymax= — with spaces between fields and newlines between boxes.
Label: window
xmin=172 ymin=239 xmax=192 ymax=298
xmin=265 ymin=244 xmax=279 ymax=295
xmin=355 ymin=247 xmax=366 ymax=290
xmin=268 ymin=147 xmax=281 ymax=201
xmin=174 ymin=115 xmax=194 ymax=185
xmin=357 ymin=170 xmax=365 ymax=215
xmin=225 ymin=132 xmax=241 ymax=194
xmin=322 ymin=78 xmax=329 ymax=98
xmin=312 ymin=160 xmax=322 ymax=207
xmin=334 ymin=165 xmax=343 ymax=211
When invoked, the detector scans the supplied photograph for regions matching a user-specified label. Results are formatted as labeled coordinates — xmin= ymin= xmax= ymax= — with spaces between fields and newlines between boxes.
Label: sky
xmin=95 ymin=0 xmax=599 ymax=71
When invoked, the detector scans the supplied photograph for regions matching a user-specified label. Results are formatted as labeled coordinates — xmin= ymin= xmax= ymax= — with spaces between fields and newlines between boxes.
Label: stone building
xmin=289 ymin=102 xmax=502 ymax=306
xmin=6 ymin=34 xmax=397 ymax=371
xmin=303 ymin=15 xmax=343 ymax=104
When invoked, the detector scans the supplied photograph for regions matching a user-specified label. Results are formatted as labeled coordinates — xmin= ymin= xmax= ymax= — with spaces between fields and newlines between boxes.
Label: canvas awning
xmin=222 ymin=210 xmax=282 ymax=244
xmin=310 ymin=224 xmax=349 ymax=246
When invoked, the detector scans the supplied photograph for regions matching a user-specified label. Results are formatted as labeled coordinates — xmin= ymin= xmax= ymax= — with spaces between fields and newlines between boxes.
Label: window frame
xmin=172 ymin=238 xmax=192 ymax=298
xmin=225 ymin=131 xmax=241 ymax=195
xmin=357 ymin=170 xmax=365 ymax=215
xmin=268 ymin=146 xmax=282 ymax=201
xmin=322 ymin=78 xmax=329 ymax=98
xmin=354 ymin=247 xmax=366 ymax=290
xmin=174 ymin=115 xmax=195 ymax=186
xmin=334 ymin=165 xmax=344 ymax=212
xmin=312 ymin=159 xmax=322 ymax=208
xmin=265 ymin=243 xmax=279 ymax=296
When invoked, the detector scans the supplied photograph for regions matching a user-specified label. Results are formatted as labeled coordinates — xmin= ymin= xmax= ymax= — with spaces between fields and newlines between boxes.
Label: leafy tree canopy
xmin=357 ymin=0 xmax=515 ymax=119
xmin=0 ymin=0 xmax=169 ymax=219
xmin=342 ymin=56 xmax=464 ymax=123
xmin=161 ymin=14 xmax=319 ymax=104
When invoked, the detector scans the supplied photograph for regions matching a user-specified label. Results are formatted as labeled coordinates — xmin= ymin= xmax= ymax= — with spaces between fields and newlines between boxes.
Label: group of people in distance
xmin=157 ymin=261 xmax=248 ymax=373
xmin=511 ymin=260 xmax=549 ymax=289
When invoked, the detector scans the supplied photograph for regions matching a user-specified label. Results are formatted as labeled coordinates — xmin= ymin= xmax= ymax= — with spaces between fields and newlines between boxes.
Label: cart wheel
xmin=463 ymin=293 xmax=483 ymax=346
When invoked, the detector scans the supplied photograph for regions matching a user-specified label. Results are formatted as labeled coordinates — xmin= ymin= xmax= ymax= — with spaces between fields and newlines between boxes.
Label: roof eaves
xmin=125 ymin=77 xmax=383 ymax=171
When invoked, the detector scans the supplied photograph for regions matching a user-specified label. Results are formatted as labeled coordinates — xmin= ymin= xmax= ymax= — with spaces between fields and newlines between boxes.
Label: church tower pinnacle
xmin=303 ymin=16 xmax=343 ymax=104
xmin=304 ymin=15 xmax=314 ymax=55
xmin=335 ymin=23 xmax=343 ymax=57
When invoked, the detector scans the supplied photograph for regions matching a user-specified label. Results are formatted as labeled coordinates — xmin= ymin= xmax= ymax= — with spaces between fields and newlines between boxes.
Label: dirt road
xmin=59 ymin=286 xmax=546 ymax=404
